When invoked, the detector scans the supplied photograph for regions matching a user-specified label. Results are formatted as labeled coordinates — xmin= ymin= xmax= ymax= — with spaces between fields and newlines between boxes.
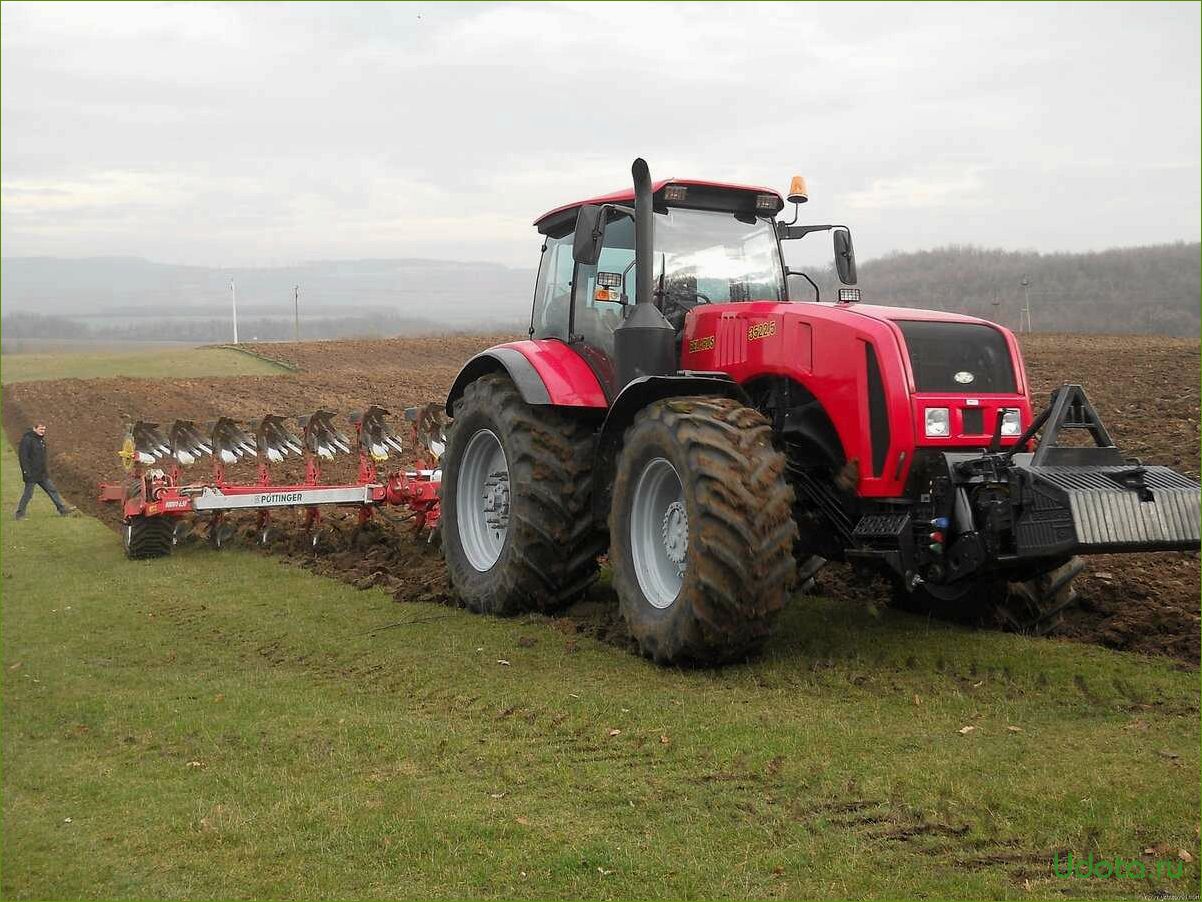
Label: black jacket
xmin=18 ymin=430 xmax=47 ymax=481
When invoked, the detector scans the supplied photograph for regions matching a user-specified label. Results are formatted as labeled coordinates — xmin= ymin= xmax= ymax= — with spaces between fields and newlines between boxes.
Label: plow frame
xmin=99 ymin=405 xmax=443 ymax=549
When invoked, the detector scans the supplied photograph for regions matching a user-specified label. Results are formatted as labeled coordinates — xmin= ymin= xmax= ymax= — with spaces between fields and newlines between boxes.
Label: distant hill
xmin=806 ymin=242 xmax=1200 ymax=336
xmin=0 ymin=256 xmax=536 ymax=330
xmin=2 ymin=242 xmax=1197 ymax=343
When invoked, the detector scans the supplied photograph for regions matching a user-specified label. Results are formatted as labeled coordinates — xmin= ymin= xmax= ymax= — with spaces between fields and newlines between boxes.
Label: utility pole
xmin=230 ymin=278 xmax=239 ymax=344
xmin=293 ymin=284 xmax=300 ymax=342
xmin=1019 ymin=276 xmax=1032 ymax=333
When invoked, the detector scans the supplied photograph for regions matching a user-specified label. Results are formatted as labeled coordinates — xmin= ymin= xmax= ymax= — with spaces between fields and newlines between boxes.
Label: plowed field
xmin=3 ymin=332 xmax=1197 ymax=663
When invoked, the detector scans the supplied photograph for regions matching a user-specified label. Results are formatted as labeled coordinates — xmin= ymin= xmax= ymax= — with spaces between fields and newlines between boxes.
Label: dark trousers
xmin=17 ymin=478 xmax=66 ymax=514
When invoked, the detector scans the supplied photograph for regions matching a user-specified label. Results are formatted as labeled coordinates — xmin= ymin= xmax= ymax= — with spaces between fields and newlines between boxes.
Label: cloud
xmin=843 ymin=171 xmax=988 ymax=211
xmin=1 ymin=1 xmax=1198 ymax=266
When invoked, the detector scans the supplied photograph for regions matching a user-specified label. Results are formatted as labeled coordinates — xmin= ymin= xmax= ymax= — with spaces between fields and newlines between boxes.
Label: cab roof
xmin=534 ymin=178 xmax=784 ymax=235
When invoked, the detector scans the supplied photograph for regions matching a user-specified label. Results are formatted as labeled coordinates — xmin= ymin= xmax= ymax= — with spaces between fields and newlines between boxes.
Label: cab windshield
xmin=655 ymin=208 xmax=786 ymax=305
xmin=531 ymin=205 xmax=787 ymax=364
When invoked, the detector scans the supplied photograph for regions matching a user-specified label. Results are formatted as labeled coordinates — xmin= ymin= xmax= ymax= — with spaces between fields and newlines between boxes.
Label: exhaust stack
xmin=632 ymin=157 xmax=655 ymax=309
xmin=613 ymin=157 xmax=677 ymax=388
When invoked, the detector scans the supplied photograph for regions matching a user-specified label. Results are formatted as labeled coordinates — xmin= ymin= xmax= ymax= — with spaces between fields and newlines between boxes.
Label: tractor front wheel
xmin=442 ymin=374 xmax=603 ymax=615
xmin=892 ymin=557 xmax=1085 ymax=635
xmin=609 ymin=397 xmax=796 ymax=665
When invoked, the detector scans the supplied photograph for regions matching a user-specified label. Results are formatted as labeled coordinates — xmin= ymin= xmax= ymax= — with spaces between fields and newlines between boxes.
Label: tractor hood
xmin=839 ymin=303 xmax=997 ymax=328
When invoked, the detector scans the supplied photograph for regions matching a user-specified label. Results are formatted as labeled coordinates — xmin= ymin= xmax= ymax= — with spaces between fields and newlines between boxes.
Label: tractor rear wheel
xmin=442 ymin=374 xmax=603 ymax=615
xmin=609 ymin=397 xmax=796 ymax=665
xmin=892 ymin=557 xmax=1084 ymax=635
xmin=123 ymin=516 xmax=173 ymax=559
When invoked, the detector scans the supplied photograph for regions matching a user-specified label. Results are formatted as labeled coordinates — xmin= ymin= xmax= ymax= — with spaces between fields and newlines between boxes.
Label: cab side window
xmin=530 ymin=232 xmax=573 ymax=341
xmin=573 ymin=213 xmax=635 ymax=357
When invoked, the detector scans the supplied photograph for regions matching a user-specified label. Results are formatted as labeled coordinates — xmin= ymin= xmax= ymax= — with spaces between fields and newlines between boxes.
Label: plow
xmin=100 ymin=404 xmax=445 ymax=558
xmin=98 ymin=156 xmax=1201 ymax=666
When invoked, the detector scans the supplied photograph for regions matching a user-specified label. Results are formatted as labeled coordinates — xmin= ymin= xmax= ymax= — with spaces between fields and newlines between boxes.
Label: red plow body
xmin=99 ymin=405 xmax=443 ymax=555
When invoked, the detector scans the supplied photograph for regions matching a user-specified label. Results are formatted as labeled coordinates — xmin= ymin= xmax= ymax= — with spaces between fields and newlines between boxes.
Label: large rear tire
xmin=123 ymin=516 xmax=173 ymax=560
xmin=442 ymin=374 xmax=603 ymax=615
xmin=609 ymin=397 xmax=797 ymax=665
xmin=892 ymin=557 xmax=1084 ymax=635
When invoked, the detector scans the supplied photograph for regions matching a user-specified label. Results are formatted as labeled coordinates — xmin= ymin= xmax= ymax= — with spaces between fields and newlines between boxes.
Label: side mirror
xmin=573 ymin=204 xmax=607 ymax=265
xmin=834 ymin=228 xmax=857 ymax=285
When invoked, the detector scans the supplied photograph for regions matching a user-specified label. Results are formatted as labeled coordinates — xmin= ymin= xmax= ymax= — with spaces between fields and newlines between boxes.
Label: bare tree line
xmin=809 ymin=241 xmax=1199 ymax=335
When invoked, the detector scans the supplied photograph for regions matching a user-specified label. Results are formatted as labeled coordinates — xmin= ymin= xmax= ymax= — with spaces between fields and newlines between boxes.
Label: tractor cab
xmin=532 ymin=180 xmax=792 ymax=390
xmin=529 ymin=174 xmax=858 ymax=397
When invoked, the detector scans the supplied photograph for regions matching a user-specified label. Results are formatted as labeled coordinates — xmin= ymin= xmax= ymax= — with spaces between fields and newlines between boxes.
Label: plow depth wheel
xmin=609 ymin=397 xmax=797 ymax=666
xmin=123 ymin=516 xmax=174 ymax=560
xmin=442 ymin=374 xmax=603 ymax=615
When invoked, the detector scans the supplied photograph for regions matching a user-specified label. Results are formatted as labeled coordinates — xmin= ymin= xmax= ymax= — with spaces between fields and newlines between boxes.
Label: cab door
xmin=570 ymin=211 xmax=636 ymax=397
xmin=529 ymin=231 xmax=574 ymax=342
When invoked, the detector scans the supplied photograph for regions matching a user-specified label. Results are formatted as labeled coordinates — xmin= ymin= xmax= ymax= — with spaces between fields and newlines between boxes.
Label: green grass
xmin=2 ymin=440 xmax=1199 ymax=899
xmin=0 ymin=347 xmax=287 ymax=384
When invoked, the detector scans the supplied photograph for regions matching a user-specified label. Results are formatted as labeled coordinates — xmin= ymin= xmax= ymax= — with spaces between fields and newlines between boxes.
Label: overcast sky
xmin=2 ymin=1 xmax=1199 ymax=269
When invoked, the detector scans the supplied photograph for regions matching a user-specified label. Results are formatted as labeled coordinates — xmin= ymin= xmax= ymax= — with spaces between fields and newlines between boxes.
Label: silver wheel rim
xmin=457 ymin=428 xmax=510 ymax=572
xmin=630 ymin=457 xmax=687 ymax=609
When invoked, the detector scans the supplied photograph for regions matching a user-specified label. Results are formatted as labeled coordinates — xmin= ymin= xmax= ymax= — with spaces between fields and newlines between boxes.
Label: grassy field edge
xmin=2 ymin=432 xmax=1199 ymax=899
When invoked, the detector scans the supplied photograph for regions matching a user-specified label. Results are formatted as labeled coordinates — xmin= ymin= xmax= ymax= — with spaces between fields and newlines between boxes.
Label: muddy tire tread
xmin=893 ymin=556 xmax=1085 ymax=635
xmin=125 ymin=515 xmax=173 ymax=560
xmin=611 ymin=397 xmax=797 ymax=665
xmin=445 ymin=374 xmax=604 ymax=615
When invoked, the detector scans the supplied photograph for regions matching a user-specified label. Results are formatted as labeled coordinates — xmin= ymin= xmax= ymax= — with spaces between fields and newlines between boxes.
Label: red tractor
xmin=441 ymin=158 xmax=1200 ymax=665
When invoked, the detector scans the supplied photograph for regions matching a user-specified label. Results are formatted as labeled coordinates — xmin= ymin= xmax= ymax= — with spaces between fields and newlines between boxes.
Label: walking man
xmin=15 ymin=422 xmax=71 ymax=519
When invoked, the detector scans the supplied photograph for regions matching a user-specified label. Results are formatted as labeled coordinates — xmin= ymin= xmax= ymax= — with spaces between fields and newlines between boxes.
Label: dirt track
xmin=3 ymin=331 xmax=1197 ymax=664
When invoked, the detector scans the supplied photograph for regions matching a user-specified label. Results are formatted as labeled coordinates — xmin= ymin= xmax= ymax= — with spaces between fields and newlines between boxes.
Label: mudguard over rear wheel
xmin=892 ymin=557 xmax=1085 ymax=635
xmin=609 ymin=397 xmax=797 ymax=665
xmin=442 ymin=374 xmax=603 ymax=615
xmin=123 ymin=516 xmax=173 ymax=560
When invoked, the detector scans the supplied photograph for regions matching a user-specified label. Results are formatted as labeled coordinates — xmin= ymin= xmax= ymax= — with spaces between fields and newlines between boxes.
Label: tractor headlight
xmin=924 ymin=407 xmax=950 ymax=437
xmin=1000 ymin=408 xmax=1021 ymax=436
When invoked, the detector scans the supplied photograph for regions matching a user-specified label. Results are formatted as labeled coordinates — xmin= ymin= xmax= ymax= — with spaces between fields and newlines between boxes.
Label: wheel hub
xmin=456 ymin=428 xmax=510 ymax=572
xmin=661 ymin=500 xmax=688 ymax=568
xmin=629 ymin=457 xmax=687 ymax=609
xmin=483 ymin=470 xmax=510 ymax=531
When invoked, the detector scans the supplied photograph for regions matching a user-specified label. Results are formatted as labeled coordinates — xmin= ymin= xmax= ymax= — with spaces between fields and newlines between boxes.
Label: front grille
xmin=898 ymin=320 xmax=1017 ymax=393
xmin=962 ymin=408 xmax=984 ymax=434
